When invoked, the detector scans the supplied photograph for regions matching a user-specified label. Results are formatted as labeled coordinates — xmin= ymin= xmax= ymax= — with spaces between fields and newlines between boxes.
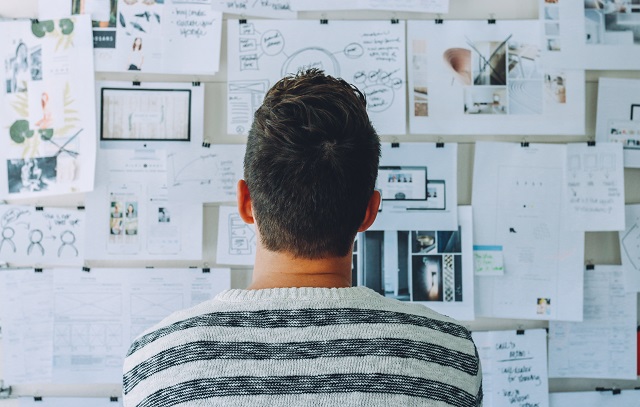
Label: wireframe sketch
xmin=228 ymin=20 xmax=406 ymax=135
xmin=0 ymin=206 xmax=85 ymax=265
xmin=130 ymin=293 xmax=184 ymax=317
xmin=228 ymin=212 xmax=256 ymax=255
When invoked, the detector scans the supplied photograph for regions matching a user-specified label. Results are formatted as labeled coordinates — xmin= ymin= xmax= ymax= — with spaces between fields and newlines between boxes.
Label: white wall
xmin=1 ymin=0 xmax=639 ymax=402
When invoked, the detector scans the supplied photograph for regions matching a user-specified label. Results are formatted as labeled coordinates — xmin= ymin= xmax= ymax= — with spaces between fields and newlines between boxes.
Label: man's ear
xmin=237 ymin=179 xmax=255 ymax=224
xmin=358 ymin=190 xmax=381 ymax=232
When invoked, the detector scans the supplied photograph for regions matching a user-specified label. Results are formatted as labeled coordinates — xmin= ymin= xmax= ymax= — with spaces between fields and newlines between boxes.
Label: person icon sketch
xmin=0 ymin=226 xmax=17 ymax=253
xmin=27 ymin=229 xmax=45 ymax=255
xmin=35 ymin=92 xmax=53 ymax=129
xmin=58 ymin=230 xmax=78 ymax=257
xmin=128 ymin=37 xmax=144 ymax=71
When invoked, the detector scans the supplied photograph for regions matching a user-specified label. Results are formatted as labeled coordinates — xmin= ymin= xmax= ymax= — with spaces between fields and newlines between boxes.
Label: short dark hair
xmin=244 ymin=69 xmax=380 ymax=259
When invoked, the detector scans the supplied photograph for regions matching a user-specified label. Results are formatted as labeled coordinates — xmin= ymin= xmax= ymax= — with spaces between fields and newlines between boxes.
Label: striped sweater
xmin=123 ymin=286 xmax=482 ymax=407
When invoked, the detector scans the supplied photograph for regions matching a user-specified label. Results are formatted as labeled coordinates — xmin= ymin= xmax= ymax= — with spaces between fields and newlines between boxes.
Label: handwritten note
xmin=163 ymin=5 xmax=222 ymax=73
xmin=290 ymin=0 xmax=449 ymax=13
xmin=473 ymin=329 xmax=549 ymax=407
xmin=564 ymin=142 xmax=625 ymax=231
xmin=213 ymin=0 xmax=296 ymax=18
xmin=474 ymin=245 xmax=505 ymax=276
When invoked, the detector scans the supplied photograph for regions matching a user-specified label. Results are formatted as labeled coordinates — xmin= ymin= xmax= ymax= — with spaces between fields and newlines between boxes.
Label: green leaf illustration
xmin=10 ymin=120 xmax=34 ymax=143
xmin=38 ymin=128 xmax=54 ymax=141
xmin=59 ymin=18 xmax=74 ymax=35
xmin=31 ymin=20 xmax=54 ymax=38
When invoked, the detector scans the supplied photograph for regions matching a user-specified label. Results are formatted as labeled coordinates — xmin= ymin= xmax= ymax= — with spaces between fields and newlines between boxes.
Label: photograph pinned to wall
xmin=168 ymin=144 xmax=246 ymax=203
xmin=407 ymin=19 xmax=585 ymax=135
xmin=595 ymin=77 xmax=640 ymax=167
xmin=97 ymin=81 xmax=204 ymax=151
xmin=212 ymin=0 xmax=296 ymax=18
xmin=85 ymin=149 xmax=203 ymax=261
xmin=0 ymin=206 xmax=85 ymax=266
xmin=540 ymin=0 xmax=640 ymax=70
xmin=355 ymin=206 xmax=474 ymax=321
xmin=473 ymin=142 xmax=585 ymax=321
xmin=18 ymin=397 xmax=123 ymax=407
xmin=216 ymin=206 xmax=257 ymax=266
xmin=39 ymin=0 xmax=119 ymax=51
xmin=0 ymin=16 xmax=97 ymax=199
xmin=227 ymin=19 xmax=406 ymax=135
xmin=371 ymin=142 xmax=457 ymax=231
xmin=107 ymin=0 xmax=222 ymax=74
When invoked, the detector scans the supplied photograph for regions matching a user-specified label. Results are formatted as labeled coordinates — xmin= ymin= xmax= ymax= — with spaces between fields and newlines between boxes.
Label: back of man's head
xmin=244 ymin=68 xmax=380 ymax=259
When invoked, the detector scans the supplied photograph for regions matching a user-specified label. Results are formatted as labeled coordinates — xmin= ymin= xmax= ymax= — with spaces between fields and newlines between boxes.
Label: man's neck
xmin=248 ymin=245 xmax=353 ymax=290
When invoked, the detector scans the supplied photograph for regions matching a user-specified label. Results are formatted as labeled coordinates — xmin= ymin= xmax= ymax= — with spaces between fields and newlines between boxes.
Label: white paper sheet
xmin=52 ymin=268 xmax=230 ymax=383
xmin=168 ymin=144 xmax=246 ymax=203
xmin=473 ymin=142 xmax=584 ymax=321
xmin=0 ymin=206 xmax=85 ymax=266
xmin=371 ymin=142 xmax=457 ymax=231
xmin=216 ymin=205 xmax=257 ymax=266
xmin=620 ymin=204 xmax=640 ymax=292
xmin=407 ymin=20 xmax=585 ymax=136
xmin=548 ymin=265 xmax=637 ymax=380
xmin=541 ymin=0 xmax=640 ymax=70
xmin=0 ymin=268 xmax=54 ymax=385
xmin=1 ymin=267 xmax=231 ymax=385
xmin=357 ymin=206 xmax=474 ymax=321
xmin=85 ymin=149 xmax=203 ymax=261
xmin=39 ymin=0 xmax=223 ymax=74
xmin=212 ymin=0 xmax=296 ymax=18
xmin=550 ymin=390 xmax=640 ymax=407
xmin=473 ymin=329 xmax=549 ymax=407
xmin=227 ymin=19 xmax=406 ymax=136
xmin=19 ymin=397 xmax=123 ymax=407
xmin=0 ymin=16 xmax=97 ymax=199
xmin=290 ymin=0 xmax=449 ymax=13
xmin=564 ymin=142 xmax=625 ymax=231
xmin=595 ymin=78 xmax=640 ymax=168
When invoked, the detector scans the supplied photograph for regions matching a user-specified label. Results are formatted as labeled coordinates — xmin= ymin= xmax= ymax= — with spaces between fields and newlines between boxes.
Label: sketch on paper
xmin=228 ymin=20 xmax=406 ymax=135
xmin=228 ymin=211 xmax=256 ymax=256
xmin=167 ymin=144 xmax=246 ymax=203
xmin=216 ymin=206 xmax=257 ymax=265
xmin=408 ymin=20 xmax=585 ymax=135
xmin=0 ymin=205 xmax=85 ymax=265
xmin=0 ymin=16 xmax=97 ymax=199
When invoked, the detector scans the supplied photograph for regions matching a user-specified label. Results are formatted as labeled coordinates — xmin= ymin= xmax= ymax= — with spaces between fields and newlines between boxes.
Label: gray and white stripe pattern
xmin=123 ymin=286 xmax=482 ymax=407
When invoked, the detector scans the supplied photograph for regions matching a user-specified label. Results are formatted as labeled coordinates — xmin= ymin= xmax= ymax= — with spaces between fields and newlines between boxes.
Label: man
xmin=123 ymin=69 xmax=482 ymax=407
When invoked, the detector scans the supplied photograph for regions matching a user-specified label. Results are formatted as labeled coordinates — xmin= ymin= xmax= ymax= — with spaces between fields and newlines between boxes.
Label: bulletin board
xmin=0 ymin=0 xmax=639 ymax=404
